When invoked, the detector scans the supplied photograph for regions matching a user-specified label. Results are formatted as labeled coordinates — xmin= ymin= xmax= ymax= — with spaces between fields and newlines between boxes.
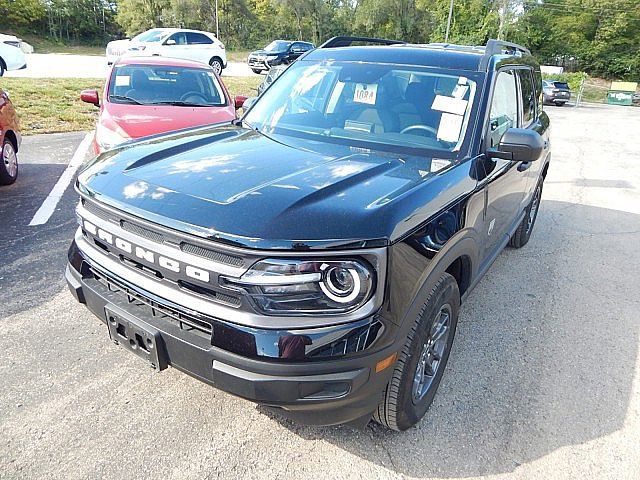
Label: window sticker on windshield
xmin=437 ymin=113 xmax=464 ymax=143
xmin=431 ymin=159 xmax=452 ymax=173
xmin=432 ymin=95 xmax=468 ymax=115
xmin=451 ymin=84 xmax=469 ymax=99
xmin=353 ymin=83 xmax=378 ymax=105
xmin=115 ymin=75 xmax=130 ymax=87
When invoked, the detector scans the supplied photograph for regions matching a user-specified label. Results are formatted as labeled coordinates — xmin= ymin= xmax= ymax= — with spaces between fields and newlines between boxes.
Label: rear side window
xmin=187 ymin=33 xmax=213 ymax=45
xmin=517 ymin=69 xmax=535 ymax=126
xmin=488 ymin=70 xmax=518 ymax=147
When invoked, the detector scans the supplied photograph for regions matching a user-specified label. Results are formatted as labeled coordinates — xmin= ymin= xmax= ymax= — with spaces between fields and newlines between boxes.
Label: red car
xmin=0 ymin=88 xmax=20 ymax=185
xmin=81 ymin=57 xmax=246 ymax=154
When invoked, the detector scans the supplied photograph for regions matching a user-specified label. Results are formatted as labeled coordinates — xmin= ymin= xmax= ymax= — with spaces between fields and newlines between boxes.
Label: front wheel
xmin=251 ymin=68 xmax=262 ymax=74
xmin=0 ymin=138 xmax=18 ymax=185
xmin=209 ymin=57 xmax=223 ymax=75
xmin=509 ymin=178 xmax=543 ymax=248
xmin=0 ymin=60 xmax=5 ymax=77
xmin=374 ymin=273 xmax=460 ymax=431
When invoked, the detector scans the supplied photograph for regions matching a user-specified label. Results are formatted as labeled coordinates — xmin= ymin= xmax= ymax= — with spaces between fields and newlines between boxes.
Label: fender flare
xmin=392 ymin=232 xmax=480 ymax=341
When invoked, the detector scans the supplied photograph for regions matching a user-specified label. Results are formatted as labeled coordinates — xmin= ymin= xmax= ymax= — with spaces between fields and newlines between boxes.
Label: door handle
xmin=543 ymin=140 xmax=549 ymax=150
xmin=517 ymin=162 xmax=532 ymax=172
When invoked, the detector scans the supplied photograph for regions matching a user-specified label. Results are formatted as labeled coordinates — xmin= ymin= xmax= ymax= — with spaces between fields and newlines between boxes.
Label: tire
xmin=554 ymin=102 xmax=565 ymax=107
xmin=374 ymin=273 xmax=460 ymax=431
xmin=251 ymin=68 xmax=262 ymax=74
xmin=509 ymin=178 xmax=543 ymax=248
xmin=0 ymin=137 xmax=18 ymax=185
xmin=209 ymin=57 xmax=223 ymax=75
xmin=0 ymin=59 xmax=5 ymax=77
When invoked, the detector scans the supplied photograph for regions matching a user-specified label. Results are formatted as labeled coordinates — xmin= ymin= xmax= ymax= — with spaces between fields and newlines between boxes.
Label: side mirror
xmin=80 ymin=89 xmax=100 ymax=107
xmin=488 ymin=128 xmax=544 ymax=163
xmin=165 ymin=39 xmax=176 ymax=45
xmin=234 ymin=95 xmax=248 ymax=109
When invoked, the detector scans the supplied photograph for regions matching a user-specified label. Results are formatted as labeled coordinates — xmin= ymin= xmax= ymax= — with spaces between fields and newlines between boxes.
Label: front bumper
xmin=66 ymin=241 xmax=397 ymax=426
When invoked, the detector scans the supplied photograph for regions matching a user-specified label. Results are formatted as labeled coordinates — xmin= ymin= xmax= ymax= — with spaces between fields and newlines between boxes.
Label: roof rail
xmin=479 ymin=39 xmax=531 ymax=70
xmin=319 ymin=36 xmax=405 ymax=49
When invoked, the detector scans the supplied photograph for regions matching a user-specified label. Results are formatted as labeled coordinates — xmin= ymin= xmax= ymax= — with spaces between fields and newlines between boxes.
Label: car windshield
xmin=244 ymin=61 xmax=477 ymax=153
xmin=264 ymin=40 xmax=291 ymax=53
xmin=132 ymin=29 xmax=167 ymax=43
xmin=108 ymin=64 xmax=227 ymax=107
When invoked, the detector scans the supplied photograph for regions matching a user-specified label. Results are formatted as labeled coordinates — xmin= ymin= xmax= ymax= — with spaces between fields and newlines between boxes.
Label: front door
xmin=482 ymin=69 xmax=530 ymax=259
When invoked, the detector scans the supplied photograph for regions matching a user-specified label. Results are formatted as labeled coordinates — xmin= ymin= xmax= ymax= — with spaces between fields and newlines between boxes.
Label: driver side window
xmin=488 ymin=70 xmax=518 ymax=147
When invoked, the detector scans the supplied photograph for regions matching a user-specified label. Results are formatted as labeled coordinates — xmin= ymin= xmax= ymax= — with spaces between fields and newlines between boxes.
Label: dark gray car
xmin=542 ymin=80 xmax=571 ymax=106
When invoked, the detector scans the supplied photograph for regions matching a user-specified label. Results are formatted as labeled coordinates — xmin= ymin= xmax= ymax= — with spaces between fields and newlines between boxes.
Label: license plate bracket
xmin=105 ymin=305 xmax=168 ymax=371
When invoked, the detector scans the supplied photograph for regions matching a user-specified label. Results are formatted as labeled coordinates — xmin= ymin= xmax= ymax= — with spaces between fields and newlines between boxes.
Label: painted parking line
xmin=28 ymin=132 xmax=92 ymax=227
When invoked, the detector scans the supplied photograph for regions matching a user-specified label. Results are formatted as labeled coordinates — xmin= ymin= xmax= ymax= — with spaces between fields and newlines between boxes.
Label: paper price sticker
xmin=115 ymin=75 xmax=130 ymax=87
xmin=353 ymin=83 xmax=378 ymax=105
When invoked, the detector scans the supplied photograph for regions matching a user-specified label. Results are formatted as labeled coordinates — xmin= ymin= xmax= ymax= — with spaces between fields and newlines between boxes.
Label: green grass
xmin=19 ymin=34 xmax=106 ymax=56
xmin=227 ymin=50 xmax=251 ymax=63
xmin=0 ymin=76 xmax=261 ymax=136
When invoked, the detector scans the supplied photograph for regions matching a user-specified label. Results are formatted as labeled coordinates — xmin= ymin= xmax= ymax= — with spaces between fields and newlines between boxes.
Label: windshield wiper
xmin=109 ymin=94 xmax=144 ymax=105
xmin=150 ymin=101 xmax=210 ymax=107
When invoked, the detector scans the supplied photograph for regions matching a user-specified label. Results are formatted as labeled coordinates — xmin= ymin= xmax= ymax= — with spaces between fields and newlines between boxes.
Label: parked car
xmin=67 ymin=37 xmax=550 ymax=431
xmin=247 ymin=40 xmax=314 ymax=73
xmin=106 ymin=28 xmax=227 ymax=74
xmin=0 ymin=34 xmax=27 ymax=76
xmin=0 ymin=88 xmax=21 ymax=185
xmin=257 ymin=64 xmax=287 ymax=95
xmin=542 ymin=79 xmax=571 ymax=106
xmin=81 ymin=57 xmax=242 ymax=154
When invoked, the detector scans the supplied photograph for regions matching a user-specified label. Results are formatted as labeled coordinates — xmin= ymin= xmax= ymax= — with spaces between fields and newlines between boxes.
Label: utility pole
xmin=445 ymin=0 xmax=454 ymax=42
xmin=215 ymin=0 xmax=220 ymax=39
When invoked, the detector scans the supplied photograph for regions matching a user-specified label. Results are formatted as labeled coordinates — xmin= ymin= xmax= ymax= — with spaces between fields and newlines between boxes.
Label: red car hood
xmin=100 ymin=102 xmax=236 ymax=139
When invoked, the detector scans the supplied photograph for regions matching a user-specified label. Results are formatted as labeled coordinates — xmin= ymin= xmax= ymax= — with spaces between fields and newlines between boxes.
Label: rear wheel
xmin=509 ymin=178 xmax=543 ymax=248
xmin=209 ymin=57 xmax=223 ymax=75
xmin=0 ymin=138 xmax=18 ymax=185
xmin=373 ymin=273 xmax=460 ymax=431
xmin=554 ymin=101 xmax=565 ymax=107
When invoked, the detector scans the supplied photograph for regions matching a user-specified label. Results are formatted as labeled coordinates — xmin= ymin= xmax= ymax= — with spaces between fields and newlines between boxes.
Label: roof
xmin=113 ymin=56 xmax=214 ymax=69
xmin=304 ymin=38 xmax=534 ymax=72
xmin=303 ymin=44 xmax=486 ymax=72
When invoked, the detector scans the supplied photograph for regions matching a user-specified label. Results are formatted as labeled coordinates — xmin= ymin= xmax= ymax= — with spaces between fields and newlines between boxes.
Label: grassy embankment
xmin=0 ymin=77 xmax=261 ymax=135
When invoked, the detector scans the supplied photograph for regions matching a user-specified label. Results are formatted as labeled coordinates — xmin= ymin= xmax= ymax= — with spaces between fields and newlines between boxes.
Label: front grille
xmin=82 ymin=198 xmax=111 ymax=222
xmin=121 ymin=220 xmax=164 ymax=243
xmin=180 ymin=242 xmax=244 ymax=267
xmin=81 ymin=198 xmax=246 ymax=268
xmin=90 ymin=264 xmax=213 ymax=338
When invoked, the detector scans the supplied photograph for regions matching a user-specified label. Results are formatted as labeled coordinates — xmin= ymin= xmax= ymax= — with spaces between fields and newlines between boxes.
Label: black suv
xmin=66 ymin=37 xmax=550 ymax=431
xmin=247 ymin=40 xmax=314 ymax=73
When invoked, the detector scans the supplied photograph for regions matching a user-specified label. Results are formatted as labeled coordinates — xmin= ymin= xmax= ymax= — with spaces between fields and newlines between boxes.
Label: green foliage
xmin=3 ymin=0 xmax=640 ymax=80
xmin=542 ymin=72 xmax=588 ymax=92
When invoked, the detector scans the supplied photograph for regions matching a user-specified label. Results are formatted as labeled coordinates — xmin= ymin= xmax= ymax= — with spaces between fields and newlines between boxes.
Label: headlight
xmin=223 ymin=258 xmax=375 ymax=315
xmin=95 ymin=124 xmax=130 ymax=151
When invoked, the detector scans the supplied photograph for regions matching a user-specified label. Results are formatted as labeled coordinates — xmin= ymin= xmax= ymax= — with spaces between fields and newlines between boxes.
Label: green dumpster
xmin=607 ymin=90 xmax=634 ymax=106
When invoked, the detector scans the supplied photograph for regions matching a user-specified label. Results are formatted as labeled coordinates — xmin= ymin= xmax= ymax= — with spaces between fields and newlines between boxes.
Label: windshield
xmin=132 ymin=29 xmax=167 ymax=43
xmin=108 ymin=64 xmax=227 ymax=107
xmin=264 ymin=40 xmax=291 ymax=53
xmin=244 ymin=61 xmax=477 ymax=153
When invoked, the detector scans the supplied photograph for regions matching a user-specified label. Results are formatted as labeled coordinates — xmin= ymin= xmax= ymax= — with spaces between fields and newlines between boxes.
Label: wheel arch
xmin=387 ymin=234 xmax=480 ymax=340
xmin=4 ymin=129 xmax=18 ymax=152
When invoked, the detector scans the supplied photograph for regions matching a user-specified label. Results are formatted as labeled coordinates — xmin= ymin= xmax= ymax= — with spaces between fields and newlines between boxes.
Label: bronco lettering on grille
xmin=83 ymin=220 xmax=211 ymax=282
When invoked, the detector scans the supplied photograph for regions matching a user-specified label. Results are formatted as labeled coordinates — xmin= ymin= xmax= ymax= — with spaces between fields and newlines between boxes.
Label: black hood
xmin=77 ymin=124 xmax=475 ymax=250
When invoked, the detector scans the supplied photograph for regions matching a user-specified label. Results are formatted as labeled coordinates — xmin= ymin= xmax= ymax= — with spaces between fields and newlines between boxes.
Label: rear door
xmin=185 ymin=32 xmax=215 ymax=64
xmin=481 ymin=68 xmax=530 ymax=260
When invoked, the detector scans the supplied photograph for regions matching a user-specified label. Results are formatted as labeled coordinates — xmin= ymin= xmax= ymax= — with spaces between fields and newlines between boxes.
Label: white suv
xmin=0 ymin=34 xmax=27 ymax=76
xmin=106 ymin=28 xmax=227 ymax=74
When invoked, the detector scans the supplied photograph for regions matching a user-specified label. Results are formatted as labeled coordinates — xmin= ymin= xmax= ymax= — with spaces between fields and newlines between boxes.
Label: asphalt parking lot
xmin=1 ymin=104 xmax=639 ymax=479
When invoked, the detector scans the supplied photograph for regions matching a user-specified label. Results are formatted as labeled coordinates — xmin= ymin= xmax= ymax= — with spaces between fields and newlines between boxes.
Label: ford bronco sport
xmin=66 ymin=37 xmax=550 ymax=431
